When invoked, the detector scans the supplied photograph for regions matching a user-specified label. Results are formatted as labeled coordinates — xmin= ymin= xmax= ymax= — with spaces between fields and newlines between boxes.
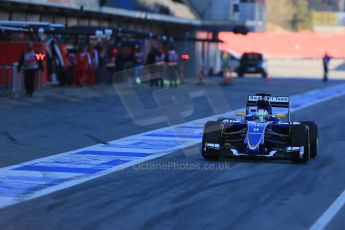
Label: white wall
xmin=5 ymin=0 xmax=100 ymax=9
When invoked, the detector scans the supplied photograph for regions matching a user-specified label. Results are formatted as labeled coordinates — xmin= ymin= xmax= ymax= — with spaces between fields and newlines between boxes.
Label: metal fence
xmin=0 ymin=63 xmax=22 ymax=96
xmin=0 ymin=63 xmax=45 ymax=96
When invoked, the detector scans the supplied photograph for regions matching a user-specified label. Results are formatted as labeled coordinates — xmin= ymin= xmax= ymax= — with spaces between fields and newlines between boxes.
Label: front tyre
xmin=201 ymin=121 xmax=222 ymax=160
xmin=301 ymin=121 xmax=318 ymax=159
xmin=290 ymin=124 xmax=310 ymax=163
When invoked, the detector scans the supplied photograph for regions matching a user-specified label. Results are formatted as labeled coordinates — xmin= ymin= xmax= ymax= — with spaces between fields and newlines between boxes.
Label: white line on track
xmin=309 ymin=191 xmax=345 ymax=230
xmin=309 ymin=190 xmax=345 ymax=230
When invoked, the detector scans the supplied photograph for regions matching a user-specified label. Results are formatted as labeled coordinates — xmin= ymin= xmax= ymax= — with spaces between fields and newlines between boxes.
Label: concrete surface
xmin=0 ymin=77 xmax=345 ymax=229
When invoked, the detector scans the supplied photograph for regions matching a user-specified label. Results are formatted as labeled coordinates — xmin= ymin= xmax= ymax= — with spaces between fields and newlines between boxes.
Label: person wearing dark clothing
xmin=96 ymin=45 xmax=106 ymax=84
xmin=114 ymin=47 xmax=125 ymax=83
xmin=154 ymin=49 xmax=165 ymax=88
xmin=146 ymin=47 xmax=156 ymax=65
xmin=323 ymin=53 xmax=332 ymax=82
xmin=17 ymin=44 xmax=42 ymax=97
xmin=106 ymin=48 xmax=117 ymax=84
xmin=146 ymin=47 xmax=159 ymax=87
xmin=134 ymin=45 xmax=143 ymax=84
xmin=167 ymin=46 xmax=179 ymax=88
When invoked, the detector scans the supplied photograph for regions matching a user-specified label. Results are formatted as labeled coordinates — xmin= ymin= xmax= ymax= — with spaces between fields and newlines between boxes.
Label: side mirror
xmin=275 ymin=114 xmax=286 ymax=119
xmin=235 ymin=112 xmax=246 ymax=117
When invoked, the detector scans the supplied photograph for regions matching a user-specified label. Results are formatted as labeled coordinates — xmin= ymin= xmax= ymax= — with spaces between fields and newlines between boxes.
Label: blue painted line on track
xmin=13 ymin=157 xmax=131 ymax=174
xmin=100 ymin=159 xmax=130 ymax=166
xmin=0 ymin=176 xmax=66 ymax=197
xmin=0 ymin=183 xmax=60 ymax=197
xmin=144 ymin=133 xmax=202 ymax=139
xmin=74 ymin=150 xmax=150 ymax=157
xmin=13 ymin=165 xmax=104 ymax=174
xmin=103 ymin=140 xmax=187 ymax=150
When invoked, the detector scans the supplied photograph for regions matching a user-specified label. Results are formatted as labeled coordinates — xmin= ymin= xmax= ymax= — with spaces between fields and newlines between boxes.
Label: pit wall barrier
xmin=0 ymin=63 xmax=45 ymax=96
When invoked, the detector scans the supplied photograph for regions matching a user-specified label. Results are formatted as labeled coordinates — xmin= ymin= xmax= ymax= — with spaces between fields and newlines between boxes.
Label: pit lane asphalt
xmin=0 ymin=77 xmax=345 ymax=229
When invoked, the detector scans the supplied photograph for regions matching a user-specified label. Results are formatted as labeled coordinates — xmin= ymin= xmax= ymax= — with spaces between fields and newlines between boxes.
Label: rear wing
xmin=246 ymin=95 xmax=291 ymax=121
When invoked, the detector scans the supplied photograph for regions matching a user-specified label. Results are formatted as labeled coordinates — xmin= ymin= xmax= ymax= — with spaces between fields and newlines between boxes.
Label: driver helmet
xmin=257 ymin=97 xmax=272 ymax=115
xmin=255 ymin=109 xmax=269 ymax=122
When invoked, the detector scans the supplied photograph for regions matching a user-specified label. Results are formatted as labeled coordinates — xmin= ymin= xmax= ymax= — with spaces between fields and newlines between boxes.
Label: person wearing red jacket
xmin=68 ymin=50 xmax=78 ymax=85
xmin=88 ymin=45 xmax=98 ymax=85
xmin=77 ymin=46 xmax=89 ymax=86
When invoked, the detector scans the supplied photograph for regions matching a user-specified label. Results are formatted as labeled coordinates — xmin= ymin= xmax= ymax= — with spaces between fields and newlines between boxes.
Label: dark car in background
xmin=235 ymin=52 xmax=268 ymax=78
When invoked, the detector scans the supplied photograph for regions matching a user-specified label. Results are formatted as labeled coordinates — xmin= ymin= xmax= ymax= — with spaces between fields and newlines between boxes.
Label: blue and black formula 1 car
xmin=201 ymin=93 xmax=318 ymax=163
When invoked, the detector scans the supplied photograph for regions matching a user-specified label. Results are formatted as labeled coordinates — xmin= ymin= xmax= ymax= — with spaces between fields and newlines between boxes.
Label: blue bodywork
xmin=245 ymin=121 xmax=268 ymax=153
xmin=202 ymin=94 xmax=304 ymax=159
xmin=220 ymin=114 xmax=291 ymax=156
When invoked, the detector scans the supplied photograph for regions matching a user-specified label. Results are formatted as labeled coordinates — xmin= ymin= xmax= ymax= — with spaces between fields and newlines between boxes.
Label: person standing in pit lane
xmin=68 ymin=49 xmax=78 ymax=86
xmin=323 ymin=52 xmax=332 ymax=82
xmin=134 ymin=44 xmax=143 ymax=84
xmin=77 ymin=46 xmax=89 ymax=86
xmin=146 ymin=46 xmax=157 ymax=87
xmin=167 ymin=46 xmax=179 ymax=88
xmin=105 ymin=49 xmax=113 ymax=84
xmin=57 ymin=40 xmax=68 ymax=86
xmin=88 ymin=44 xmax=98 ymax=85
xmin=154 ymin=48 xmax=165 ymax=88
xmin=17 ymin=43 xmax=42 ymax=97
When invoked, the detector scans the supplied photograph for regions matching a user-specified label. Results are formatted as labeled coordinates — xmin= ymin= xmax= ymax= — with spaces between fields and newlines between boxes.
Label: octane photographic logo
xmin=133 ymin=161 xmax=231 ymax=171
xmin=112 ymin=64 xmax=232 ymax=157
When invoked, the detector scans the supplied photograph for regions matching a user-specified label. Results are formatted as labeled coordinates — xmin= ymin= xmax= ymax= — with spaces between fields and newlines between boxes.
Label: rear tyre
xmin=300 ymin=121 xmax=318 ymax=159
xmin=290 ymin=124 xmax=310 ymax=163
xmin=201 ymin=121 xmax=222 ymax=160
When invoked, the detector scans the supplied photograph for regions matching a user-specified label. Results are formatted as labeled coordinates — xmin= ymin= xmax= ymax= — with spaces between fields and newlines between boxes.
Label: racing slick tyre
xmin=201 ymin=121 xmax=222 ymax=160
xmin=300 ymin=121 xmax=318 ymax=159
xmin=290 ymin=124 xmax=310 ymax=163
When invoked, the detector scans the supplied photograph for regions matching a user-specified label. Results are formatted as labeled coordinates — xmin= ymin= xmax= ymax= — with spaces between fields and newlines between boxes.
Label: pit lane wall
xmin=219 ymin=32 xmax=345 ymax=59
